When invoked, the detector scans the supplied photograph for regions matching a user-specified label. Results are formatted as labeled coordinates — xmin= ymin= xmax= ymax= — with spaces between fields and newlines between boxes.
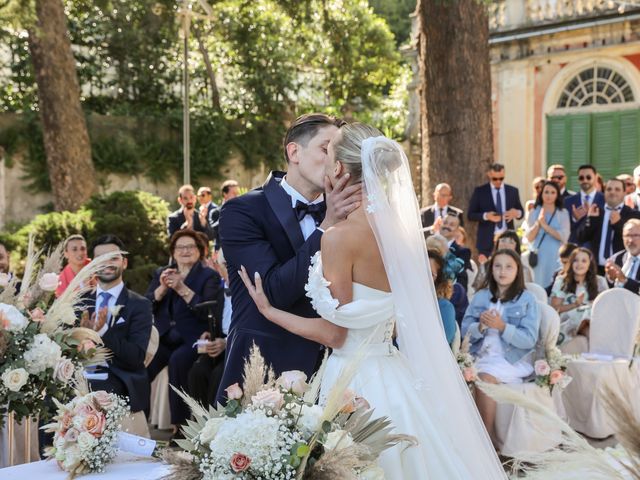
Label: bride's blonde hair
xmin=333 ymin=123 xmax=382 ymax=182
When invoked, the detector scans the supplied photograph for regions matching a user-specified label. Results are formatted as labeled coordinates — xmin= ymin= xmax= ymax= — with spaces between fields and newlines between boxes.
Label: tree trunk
xmin=416 ymin=0 xmax=494 ymax=252
xmin=27 ymin=0 xmax=96 ymax=211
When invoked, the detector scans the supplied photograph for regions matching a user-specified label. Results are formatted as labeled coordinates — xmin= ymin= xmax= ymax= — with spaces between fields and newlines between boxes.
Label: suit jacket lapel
xmin=264 ymin=171 xmax=305 ymax=249
xmin=113 ymin=287 xmax=129 ymax=324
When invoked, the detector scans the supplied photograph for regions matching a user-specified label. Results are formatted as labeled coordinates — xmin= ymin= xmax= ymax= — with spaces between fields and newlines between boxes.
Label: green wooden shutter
xmin=619 ymin=110 xmax=640 ymax=175
xmin=547 ymin=114 xmax=591 ymax=191
xmin=591 ymin=112 xmax=618 ymax=182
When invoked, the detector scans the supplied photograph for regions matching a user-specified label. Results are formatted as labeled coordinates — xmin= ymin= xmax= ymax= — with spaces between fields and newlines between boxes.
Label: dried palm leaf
xmin=0 ymin=276 xmax=19 ymax=305
xmin=41 ymin=242 xmax=64 ymax=275
xmin=72 ymin=368 xmax=90 ymax=397
xmin=17 ymin=234 xmax=42 ymax=303
xmin=303 ymin=444 xmax=371 ymax=480
xmin=160 ymin=450 xmax=202 ymax=480
xmin=478 ymin=381 xmax=626 ymax=479
xmin=241 ymin=342 xmax=275 ymax=406
xmin=342 ymin=408 xmax=416 ymax=458
xmin=602 ymin=386 xmax=640 ymax=480
xmin=42 ymin=251 xmax=124 ymax=333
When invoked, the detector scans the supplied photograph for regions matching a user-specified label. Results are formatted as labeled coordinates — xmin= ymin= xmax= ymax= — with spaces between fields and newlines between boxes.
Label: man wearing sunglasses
xmin=547 ymin=164 xmax=575 ymax=201
xmin=563 ymin=164 xmax=605 ymax=244
xmin=468 ymin=163 xmax=524 ymax=256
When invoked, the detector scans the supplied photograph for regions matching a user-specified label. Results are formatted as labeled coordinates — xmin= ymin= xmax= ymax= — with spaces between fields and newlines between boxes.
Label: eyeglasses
xmin=578 ymin=175 xmax=593 ymax=181
xmin=491 ymin=177 xmax=505 ymax=182
xmin=551 ymin=175 xmax=565 ymax=180
xmin=197 ymin=193 xmax=210 ymax=197
xmin=174 ymin=244 xmax=197 ymax=252
xmin=626 ymin=182 xmax=634 ymax=187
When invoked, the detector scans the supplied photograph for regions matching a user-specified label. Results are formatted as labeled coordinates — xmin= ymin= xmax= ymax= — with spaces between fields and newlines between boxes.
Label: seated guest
xmin=440 ymin=214 xmax=472 ymax=290
xmin=56 ymin=234 xmax=91 ymax=297
xmin=550 ymin=247 xmax=607 ymax=354
xmin=420 ymin=183 xmax=464 ymax=232
xmin=80 ymin=235 xmax=152 ymax=414
xmin=605 ymin=218 xmax=640 ymax=294
xmin=188 ymin=250 xmax=230 ymax=406
xmin=577 ymin=178 xmax=640 ymax=274
xmin=472 ymin=230 xmax=533 ymax=290
xmin=456 ymin=226 xmax=468 ymax=248
xmin=427 ymin=249 xmax=457 ymax=347
xmin=524 ymin=180 xmax=570 ymax=288
xmin=462 ymin=249 xmax=540 ymax=443
xmin=545 ymin=242 xmax=578 ymax=296
xmin=145 ymin=230 xmax=221 ymax=432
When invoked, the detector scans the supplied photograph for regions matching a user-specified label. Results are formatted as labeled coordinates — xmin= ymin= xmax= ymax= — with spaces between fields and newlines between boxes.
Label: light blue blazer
xmin=461 ymin=288 xmax=540 ymax=364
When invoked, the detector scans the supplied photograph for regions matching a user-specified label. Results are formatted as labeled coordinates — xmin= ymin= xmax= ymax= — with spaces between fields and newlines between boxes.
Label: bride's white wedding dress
xmin=307 ymin=252 xmax=474 ymax=479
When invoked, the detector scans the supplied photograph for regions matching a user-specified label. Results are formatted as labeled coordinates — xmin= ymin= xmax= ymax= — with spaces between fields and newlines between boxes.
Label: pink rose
xmin=251 ymin=388 xmax=284 ymax=411
xmin=77 ymin=339 xmax=96 ymax=353
xmin=0 ymin=273 xmax=10 ymax=288
xmin=534 ymin=359 xmax=551 ymax=376
xmin=276 ymin=370 xmax=308 ymax=395
xmin=64 ymin=428 xmax=79 ymax=442
xmin=54 ymin=358 xmax=75 ymax=382
xmin=225 ymin=383 xmax=243 ymax=400
xmin=29 ymin=307 xmax=46 ymax=323
xmin=230 ymin=453 xmax=251 ymax=473
xmin=340 ymin=389 xmax=357 ymax=414
xmin=83 ymin=412 xmax=106 ymax=436
xmin=462 ymin=366 xmax=477 ymax=382
xmin=549 ymin=370 xmax=564 ymax=385
xmin=92 ymin=391 xmax=114 ymax=409
xmin=77 ymin=402 xmax=98 ymax=417
xmin=38 ymin=272 xmax=60 ymax=292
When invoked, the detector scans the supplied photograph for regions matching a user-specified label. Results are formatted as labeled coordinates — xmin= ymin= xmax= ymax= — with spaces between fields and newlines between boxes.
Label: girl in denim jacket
xmin=462 ymin=249 xmax=540 ymax=444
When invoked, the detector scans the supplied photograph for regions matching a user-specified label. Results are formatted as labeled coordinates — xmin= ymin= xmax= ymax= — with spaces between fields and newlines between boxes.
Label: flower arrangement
xmin=43 ymin=380 xmax=130 ymax=478
xmin=0 ymin=236 xmax=116 ymax=426
xmin=163 ymin=345 xmax=412 ymax=480
xmin=534 ymin=346 xmax=572 ymax=392
xmin=456 ymin=334 xmax=478 ymax=387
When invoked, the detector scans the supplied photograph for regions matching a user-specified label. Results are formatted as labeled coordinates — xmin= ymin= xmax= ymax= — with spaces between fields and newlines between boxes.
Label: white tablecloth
xmin=0 ymin=452 xmax=172 ymax=479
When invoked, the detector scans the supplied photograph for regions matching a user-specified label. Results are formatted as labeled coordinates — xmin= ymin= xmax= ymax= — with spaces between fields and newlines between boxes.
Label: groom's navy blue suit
xmin=215 ymin=172 xmax=323 ymax=404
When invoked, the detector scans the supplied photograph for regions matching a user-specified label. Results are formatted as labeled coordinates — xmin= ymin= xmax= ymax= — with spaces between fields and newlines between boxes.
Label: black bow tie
xmin=294 ymin=200 xmax=325 ymax=225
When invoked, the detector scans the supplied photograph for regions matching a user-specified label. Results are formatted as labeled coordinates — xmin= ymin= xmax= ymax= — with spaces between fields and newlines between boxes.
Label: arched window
xmin=557 ymin=66 xmax=634 ymax=108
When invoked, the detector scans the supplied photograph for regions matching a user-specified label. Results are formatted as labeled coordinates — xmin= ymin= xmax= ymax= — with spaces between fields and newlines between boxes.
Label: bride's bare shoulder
xmin=321 ymin=220 xmax=369 ymax=253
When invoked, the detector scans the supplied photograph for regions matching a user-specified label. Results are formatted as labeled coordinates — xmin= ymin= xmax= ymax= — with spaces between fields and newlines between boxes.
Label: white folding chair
xmin=526 ymin=282 xmax=548 ymax=304
xmin=563 ymin=289 xmax=640 ymax=438
xmin=493 ymin=301 xmax=564 ymax=457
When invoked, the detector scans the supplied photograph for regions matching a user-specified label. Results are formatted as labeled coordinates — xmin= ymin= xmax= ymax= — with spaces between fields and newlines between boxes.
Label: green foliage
xmin=368 ymin=0 xmax=416 ymax=47
xmin=6 ymin=190 xmax=170 ymax=293
xmin=0 ymin=0 xmax=407 ymax=187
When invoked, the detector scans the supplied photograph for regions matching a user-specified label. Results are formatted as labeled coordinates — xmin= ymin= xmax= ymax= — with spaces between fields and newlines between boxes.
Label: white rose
xmin=0 ymin=303 xmax=28 ymax=332
xmin=38 ymin=272 xmax=60 ymax=292
xmin=1 ymin=368 xmax=29 ymax=392
xmin=54 ymin=358 xmax=76 ymax=382
xmin=534 ymin=359 xmax=551 ymax=376
xmin=360 ymin=465 xmax=385 ymax=480
xmin=323 ymin=430 xmax=354 ymax=451
xmin=24 ymin=333 xmax=62 ymax=374
xmin=276 ymin=370 xmax=309 ymax=395
xmin=298 ymin=404 xmax=323 ymax=435
xmin=199 ymin=417 xmax=224 ymax=444
xmin=76 ymin=431 xmax=97 ymax=452
xmin=0 ymin=273 xmax=11 ymax=288
xmin=62 ymin=445 xmax=82 ymax=470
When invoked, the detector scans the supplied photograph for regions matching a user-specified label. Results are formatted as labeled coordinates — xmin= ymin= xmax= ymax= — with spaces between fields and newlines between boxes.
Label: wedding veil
xmin=360 ymin=135 xmax=507 ymax=479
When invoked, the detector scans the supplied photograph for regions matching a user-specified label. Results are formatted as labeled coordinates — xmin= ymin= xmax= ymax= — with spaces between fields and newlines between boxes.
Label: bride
xmin=238 ymin=123 xmax=506 ymax=479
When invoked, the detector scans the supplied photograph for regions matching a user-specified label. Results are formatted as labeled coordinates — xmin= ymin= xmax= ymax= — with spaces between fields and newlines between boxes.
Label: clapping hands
xmin=479 ymin=309 xmax=506 ymax=332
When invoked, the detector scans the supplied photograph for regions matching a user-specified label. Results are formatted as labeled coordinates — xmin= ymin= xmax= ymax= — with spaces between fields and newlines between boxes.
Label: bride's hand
xmin=238 ymin=266 xmax=273 ymax=317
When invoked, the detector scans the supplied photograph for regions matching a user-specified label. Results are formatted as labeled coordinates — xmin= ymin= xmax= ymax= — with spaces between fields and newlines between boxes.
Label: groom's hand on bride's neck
xmin=320 ymin=173 xmax=362 ymax=230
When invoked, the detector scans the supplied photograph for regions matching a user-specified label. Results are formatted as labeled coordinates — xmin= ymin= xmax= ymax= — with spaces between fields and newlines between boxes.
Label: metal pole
xmin=8 ymin=411 xmax=14 ymax=466
xmin=182 ymin=8 xmax=191 ymax=185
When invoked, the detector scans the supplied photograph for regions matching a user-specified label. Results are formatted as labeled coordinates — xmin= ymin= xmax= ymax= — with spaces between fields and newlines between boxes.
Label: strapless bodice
xmin=305 ymin=252 xmax=395 ymax=354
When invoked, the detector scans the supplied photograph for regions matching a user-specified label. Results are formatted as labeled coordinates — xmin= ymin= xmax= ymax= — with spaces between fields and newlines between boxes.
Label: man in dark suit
xmin=605 ymin=218 xmax=640 ymax=294
xmin=167 ymin=184 xmax=207 ymax=238
xmin=468 ymin=163 xmax=524 ymax=257
xmin=215 ymin=113 xmax=361 ymax=405
xmin=208 ymin=180 xmax=240 ymax=251
xmin=439 ymin=214 xmax=471 ymax=290
xmin=81 ymin=234 xmax=152 ymax=414
xmin=197 ymin=186 xmax=218 ymax=241
xmin=547 ymin=164 xmax=575 ymax=200
xmin=564 ymin=164 xmax=605 ymax=244
xmin=577 ymin=178 xmax=640 ymax=274
xmin=420 ymin=183 xmax=464 ymax=232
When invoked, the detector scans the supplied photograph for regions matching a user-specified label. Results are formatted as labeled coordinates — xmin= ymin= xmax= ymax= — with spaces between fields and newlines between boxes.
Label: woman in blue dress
xmin=525 ymin=181 xmax=570 ymax=288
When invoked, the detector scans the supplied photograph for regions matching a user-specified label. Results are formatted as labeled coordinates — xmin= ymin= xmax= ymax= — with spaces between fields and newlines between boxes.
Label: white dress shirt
xmin=491 ymin=185 xmax=506 ymax=234
xmin=622 ymin=253 xmax=640 ymax=281
xmin=281 ymin=176 xmax=324 ymax=241
xmin=433 ymin=204 xmax=449 ymax=222
xmin=598 ymin=203 xmax=623 ymax=265
xmin=580 ymin=190 xmax=595 ymax=206
xmin=95 ymin=281 xmax=125 ymax=337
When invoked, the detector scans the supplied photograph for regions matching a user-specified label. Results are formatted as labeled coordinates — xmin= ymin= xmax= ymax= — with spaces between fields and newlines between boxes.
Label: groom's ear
xmin=286 ymin=142 xmax=299 ymax=165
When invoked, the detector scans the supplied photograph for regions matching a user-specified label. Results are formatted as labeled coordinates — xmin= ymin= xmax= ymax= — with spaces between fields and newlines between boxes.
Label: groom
xmin=215 ymin=114 xmax=360 ymax=403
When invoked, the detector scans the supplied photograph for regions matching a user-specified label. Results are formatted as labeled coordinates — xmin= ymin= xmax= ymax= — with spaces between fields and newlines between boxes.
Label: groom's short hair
xmin=283 ymin=113 xmax=345 ymax=163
